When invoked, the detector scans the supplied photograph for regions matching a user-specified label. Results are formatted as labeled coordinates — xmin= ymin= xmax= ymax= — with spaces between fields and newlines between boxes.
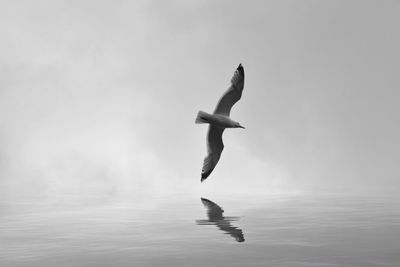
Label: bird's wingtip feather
xmin=237 ymin=63 xmax=244 ymax=77
xmin=201 ymin=170 xmax=211 ymax=182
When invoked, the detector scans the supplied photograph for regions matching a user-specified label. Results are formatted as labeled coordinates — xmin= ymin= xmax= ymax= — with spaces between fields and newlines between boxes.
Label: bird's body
xmin=195 ymin=64 xmax=245 ymax=182
xmin=195 ymin=111 xmax=241 ymax=129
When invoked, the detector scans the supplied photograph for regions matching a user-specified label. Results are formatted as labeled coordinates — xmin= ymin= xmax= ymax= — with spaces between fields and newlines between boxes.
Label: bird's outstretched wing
xmin=213 ymin=64 xmax=245 ymax=116
xmin=200 ymin=198 xmax=224 ymax=219
xmin=201 ymin=126 xmax=224 ymax=182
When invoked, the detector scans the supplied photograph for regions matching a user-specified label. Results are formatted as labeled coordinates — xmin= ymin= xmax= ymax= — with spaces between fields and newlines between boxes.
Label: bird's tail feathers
xmin=195 ymin=110 xmax=209 ymax=124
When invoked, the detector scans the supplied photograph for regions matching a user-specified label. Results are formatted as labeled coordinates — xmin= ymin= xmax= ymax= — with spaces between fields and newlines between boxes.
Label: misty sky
xmin=1 ymin=0 xmax=399 ymax=201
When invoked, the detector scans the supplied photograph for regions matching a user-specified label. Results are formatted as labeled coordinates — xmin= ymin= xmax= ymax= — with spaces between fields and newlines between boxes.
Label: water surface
xmin=1 ymin=194 xmax=400 ymax=266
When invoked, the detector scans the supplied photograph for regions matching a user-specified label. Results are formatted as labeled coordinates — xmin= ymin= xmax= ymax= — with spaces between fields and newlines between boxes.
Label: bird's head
xmin=234 ymin=122 xmax=245 ymax=129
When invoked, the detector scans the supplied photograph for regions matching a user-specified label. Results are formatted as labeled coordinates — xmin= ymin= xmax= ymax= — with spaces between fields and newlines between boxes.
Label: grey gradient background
xmin=1 ymin=0 xmax=399 ymax=202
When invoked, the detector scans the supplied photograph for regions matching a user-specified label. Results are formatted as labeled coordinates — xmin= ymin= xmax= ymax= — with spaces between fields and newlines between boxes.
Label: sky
xmin=0 ymin=0 xmax=399 ymax=202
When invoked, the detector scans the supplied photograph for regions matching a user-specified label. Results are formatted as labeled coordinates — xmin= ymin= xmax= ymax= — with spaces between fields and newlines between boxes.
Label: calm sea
xmin=1 ymin=194 xmax=399 ymax=266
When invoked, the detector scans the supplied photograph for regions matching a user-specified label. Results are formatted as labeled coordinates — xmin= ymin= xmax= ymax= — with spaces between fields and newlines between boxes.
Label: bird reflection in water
xmin=196 ymin=198 xmax=245 ymax=242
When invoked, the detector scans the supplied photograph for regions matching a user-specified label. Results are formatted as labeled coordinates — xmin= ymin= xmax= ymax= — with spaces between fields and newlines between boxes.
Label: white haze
xmin=1 ymin=1 xmax=400 ymax=203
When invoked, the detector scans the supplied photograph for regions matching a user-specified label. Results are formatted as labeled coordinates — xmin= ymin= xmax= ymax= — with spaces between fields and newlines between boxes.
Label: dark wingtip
xmin=237 ymin=63 xmax=244 ymax=77
xmin=200 ymin=197 xmax=211 ymax=205
xmin=201 ymin=170 xmax=211 ymax=182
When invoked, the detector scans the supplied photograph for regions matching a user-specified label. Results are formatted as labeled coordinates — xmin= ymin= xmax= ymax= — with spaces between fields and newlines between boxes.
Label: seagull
xmin=195 ymin=64 xmax=245 ymax=182
xmin=196 ymin=198 xmax=245 ymax=242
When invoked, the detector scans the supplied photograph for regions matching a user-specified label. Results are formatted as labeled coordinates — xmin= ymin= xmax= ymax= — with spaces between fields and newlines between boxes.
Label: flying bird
xmin=195 ymin=64 xmax=245 ymax=182
xmin=196 ymin=198 xmax=245 ymax=242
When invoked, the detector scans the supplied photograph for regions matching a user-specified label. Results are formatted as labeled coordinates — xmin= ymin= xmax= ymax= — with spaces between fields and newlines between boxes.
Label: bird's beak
xmin=239 ymin=125 xmax=245 ymax=129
